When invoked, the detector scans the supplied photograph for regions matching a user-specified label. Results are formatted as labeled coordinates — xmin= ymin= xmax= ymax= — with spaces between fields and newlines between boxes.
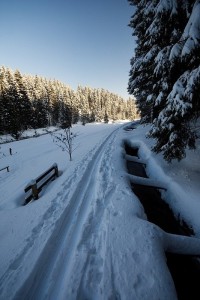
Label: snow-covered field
xmin=0 ymin=122 xmax=200 ymax=299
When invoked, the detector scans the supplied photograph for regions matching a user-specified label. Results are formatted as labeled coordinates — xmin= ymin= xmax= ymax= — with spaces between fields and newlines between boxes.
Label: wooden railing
xmin=0 ymin=166 xmax=9 ymax=172
xmin=24 ymin=163 xmax=59 ymax=205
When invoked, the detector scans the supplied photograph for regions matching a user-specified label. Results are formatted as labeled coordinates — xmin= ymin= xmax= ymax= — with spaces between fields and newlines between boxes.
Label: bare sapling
xmin=50 ymin=127 xmax=78 ymax=161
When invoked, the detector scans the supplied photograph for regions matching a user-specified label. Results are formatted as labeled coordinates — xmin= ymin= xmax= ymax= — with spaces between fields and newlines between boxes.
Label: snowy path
xmin=17 ymin=127 xmax=119 ymax=299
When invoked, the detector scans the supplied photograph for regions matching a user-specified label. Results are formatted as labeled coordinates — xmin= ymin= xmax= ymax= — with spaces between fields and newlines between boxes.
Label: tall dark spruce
xmin=128 ymin=0 xmax=200 ymax=161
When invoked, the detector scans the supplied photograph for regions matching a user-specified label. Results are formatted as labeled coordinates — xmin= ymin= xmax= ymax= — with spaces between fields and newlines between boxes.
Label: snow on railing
xmin=163 ymin=230 xmax=200 ymax=256
xmin=127 ymin=173 xmax=167 ymax=190
xmin=125 ymin=154 xmax=146 ymax=166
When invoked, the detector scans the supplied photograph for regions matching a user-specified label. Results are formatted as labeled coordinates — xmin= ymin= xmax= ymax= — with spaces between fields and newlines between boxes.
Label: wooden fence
xmin=24 ymin=163 xmax=58 ymax=205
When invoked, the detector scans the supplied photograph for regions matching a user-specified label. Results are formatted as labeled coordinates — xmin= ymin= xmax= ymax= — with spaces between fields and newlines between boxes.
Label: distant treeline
xmin=0 ymin=66 xmax=139 ymax=139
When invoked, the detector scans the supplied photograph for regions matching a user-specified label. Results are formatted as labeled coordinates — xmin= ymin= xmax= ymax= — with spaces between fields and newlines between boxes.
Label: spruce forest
xmin=128 ymin=0 xmax=200 ymax=162
xmin=0 ymin=66 xmax=138 ymax=140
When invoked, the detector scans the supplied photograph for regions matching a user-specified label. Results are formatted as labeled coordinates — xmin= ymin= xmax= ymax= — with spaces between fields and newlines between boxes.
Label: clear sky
xmin=0 ymin=0 xmax=135 ymax=99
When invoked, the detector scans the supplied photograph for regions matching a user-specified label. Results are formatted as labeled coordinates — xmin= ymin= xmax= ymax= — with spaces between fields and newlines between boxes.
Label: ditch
xmin=124 ymin=142 xmax=200 ymax=300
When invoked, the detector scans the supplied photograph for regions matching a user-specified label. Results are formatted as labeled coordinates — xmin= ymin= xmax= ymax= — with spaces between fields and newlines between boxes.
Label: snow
xmin=0 ymin=121 xmax=200 ymax=299
xmin=155 ymin=0 xmax=178 ymax=16
xmin=169 ymin=42 xmax=182 ymax=61
xmin=169 ymin=0 xmax=200 ymax=60
xmin=182 ymin=0 xmax=200 ymax=56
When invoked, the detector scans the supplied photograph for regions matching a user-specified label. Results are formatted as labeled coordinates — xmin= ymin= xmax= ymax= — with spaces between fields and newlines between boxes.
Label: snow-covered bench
xmin=24 ymin=163 xmax=59 ymax=205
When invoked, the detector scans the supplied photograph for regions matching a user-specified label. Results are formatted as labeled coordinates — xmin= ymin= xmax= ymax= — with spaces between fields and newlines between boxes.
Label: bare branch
xmin=49 ymin=127 xmax=79 ymax=161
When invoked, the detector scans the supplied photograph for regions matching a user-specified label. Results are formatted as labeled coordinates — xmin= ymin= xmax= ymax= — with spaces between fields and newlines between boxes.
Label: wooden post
xmin=53 ymin=163 xmax=59 ymax=177
xmin=31 ymin=181 xmax=39 ymax=200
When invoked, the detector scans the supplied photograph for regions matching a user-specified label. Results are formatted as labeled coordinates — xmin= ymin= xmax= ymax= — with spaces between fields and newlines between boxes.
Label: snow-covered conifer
xmin=128 ymin=0 xmax=200 ymax=161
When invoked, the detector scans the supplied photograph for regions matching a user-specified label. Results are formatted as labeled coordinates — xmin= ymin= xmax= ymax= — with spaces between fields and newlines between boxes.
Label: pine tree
xmin=128 ymin=0 xmax=200 ymax=161
xmin=1 ymin=68 xmax=29 ymax=139
xmin=14 ymin=69 xmax=33 ymax=130
xmin=0 ymin=66 xmax=10 ymax=133
xmin=77 ymin=85 xmax=90 ymax=125
xmin=150 ymin=0 xmax=200 ymax=161
xmin=31 ymin=75 xmax=48 ymax=128
xmin=128 ymin=0 xmax=159 ymax=122
xmin=59 ymin=102 xmax=72 ymax=129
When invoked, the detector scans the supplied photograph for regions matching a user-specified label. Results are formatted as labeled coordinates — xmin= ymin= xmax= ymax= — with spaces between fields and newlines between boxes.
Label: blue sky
xmin=0 ymin=0 xmax=135 ymax=99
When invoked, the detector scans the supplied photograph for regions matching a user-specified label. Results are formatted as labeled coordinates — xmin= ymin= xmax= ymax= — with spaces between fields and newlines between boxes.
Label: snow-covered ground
xmin=0 ymin=121 xmax=200 ymax=299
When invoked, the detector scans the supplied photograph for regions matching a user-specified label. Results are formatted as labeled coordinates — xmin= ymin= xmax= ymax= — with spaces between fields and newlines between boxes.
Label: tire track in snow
xmin=15 ymin=126 xmax=120 ymax=300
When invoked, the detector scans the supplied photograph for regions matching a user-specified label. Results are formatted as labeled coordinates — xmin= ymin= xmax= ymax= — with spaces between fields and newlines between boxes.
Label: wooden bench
xmin=24 ymin=163 xmax=59 ymax=205
xmin=0 ymin=166 xmax=9 ymax=172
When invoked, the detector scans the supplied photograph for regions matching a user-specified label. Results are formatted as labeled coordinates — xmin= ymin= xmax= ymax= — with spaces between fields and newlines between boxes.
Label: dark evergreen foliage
xmin=59 ymin=103 xmax=73 ymax=129
xmin=128 ymin=0 xmax=200 ymax=161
